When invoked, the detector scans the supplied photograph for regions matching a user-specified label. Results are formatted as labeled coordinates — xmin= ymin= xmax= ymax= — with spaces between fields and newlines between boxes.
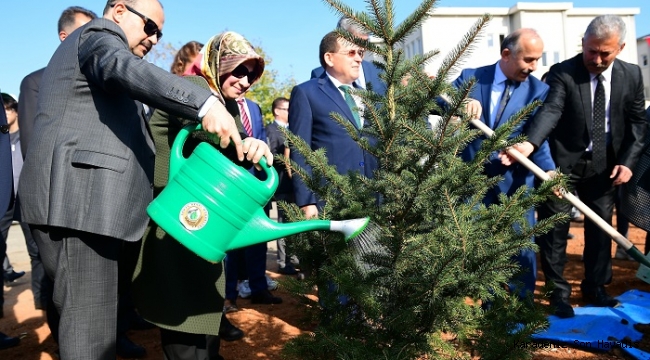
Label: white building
xmin=396 ymin=2 xmax=639 ymax=81
xmin=637 ymin=35 xmax=650 ymax=101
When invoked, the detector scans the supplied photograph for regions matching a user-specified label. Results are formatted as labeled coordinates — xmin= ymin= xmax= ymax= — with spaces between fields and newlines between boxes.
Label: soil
xmin=2 ymin=216 xmax=650 ymax=360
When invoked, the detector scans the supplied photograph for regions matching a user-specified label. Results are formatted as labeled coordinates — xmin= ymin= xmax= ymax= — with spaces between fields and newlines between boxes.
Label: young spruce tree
xmin=280 ymin=0 xmax=565 ymax=358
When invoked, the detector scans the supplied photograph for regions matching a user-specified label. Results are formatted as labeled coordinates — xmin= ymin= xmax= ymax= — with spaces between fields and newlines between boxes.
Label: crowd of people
xmin=1 ymin=0 xmax=649 ymax=359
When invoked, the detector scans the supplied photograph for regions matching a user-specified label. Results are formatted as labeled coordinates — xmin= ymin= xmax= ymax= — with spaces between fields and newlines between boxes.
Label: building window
xmin=541 ymin=52 xmax=547 ymax=66
xmin=554 ymin=51 xmax=560 ymax=64
xmin=487 ymin=34 xmax=494 ymax=47
xmin=643 ymin=55 xmax=648 ymax=66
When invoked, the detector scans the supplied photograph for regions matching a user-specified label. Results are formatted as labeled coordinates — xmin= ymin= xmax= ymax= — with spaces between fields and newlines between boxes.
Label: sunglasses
xmin=337 ymin=49 xmax=365 ymax=58
xmin=231 ymin=65 xmax=259 ymax=82
xmin=124 ymin=5 xmax=163 ymax=40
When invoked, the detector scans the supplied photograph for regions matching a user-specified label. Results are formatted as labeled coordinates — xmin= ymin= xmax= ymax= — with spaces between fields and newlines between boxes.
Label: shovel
xmin=469 ymin=119 xmax=650 ymax=269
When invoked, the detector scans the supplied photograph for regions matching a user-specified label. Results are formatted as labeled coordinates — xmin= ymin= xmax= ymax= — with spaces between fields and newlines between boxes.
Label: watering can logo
xmin=147 ymin=123 xmax=370 ymax=263
xmin=180 ymin=202 xmax=209 ymax=230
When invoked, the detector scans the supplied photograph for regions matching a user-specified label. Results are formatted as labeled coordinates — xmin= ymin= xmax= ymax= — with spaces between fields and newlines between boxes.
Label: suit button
xmin=359 ymin=162 xmax=364 ymax=166
xmin=150 ymin=183 xmax=154 ymax=189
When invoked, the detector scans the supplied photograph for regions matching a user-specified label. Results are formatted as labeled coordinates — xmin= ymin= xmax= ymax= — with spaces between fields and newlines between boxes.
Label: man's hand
xmin=611 ymin=165 xmax=633 ymax=186
xmin=500 ymin=141 xmax=536 ymax=166
xmin=300 ymin=204 xmax=318 ymax=219
xmin=202 ymin=101 xmax=244 ymax=161
xmin=241 ymin=138 xmax=273 ymax=170
xmin=465 ymin=98 xmax=482 ymax=119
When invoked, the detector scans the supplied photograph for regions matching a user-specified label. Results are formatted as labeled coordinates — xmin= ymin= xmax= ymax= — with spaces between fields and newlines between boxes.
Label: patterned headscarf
xmin=184 ymin=31 xmax=265 ymax=103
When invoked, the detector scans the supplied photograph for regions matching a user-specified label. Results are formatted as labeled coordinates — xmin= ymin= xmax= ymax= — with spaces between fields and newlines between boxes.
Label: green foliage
xmin=280 ymin=0 xmax=564 ymax=359
xmin=246 ymin=46 xmax=296 ymax=125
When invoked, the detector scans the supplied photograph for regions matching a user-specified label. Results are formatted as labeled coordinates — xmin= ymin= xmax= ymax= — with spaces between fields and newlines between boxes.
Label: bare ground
xmin=1 ymin=216 xmax=650 ymax=360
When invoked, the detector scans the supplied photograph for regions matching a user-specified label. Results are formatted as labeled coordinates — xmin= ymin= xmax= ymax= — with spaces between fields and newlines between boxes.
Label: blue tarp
xmin=532 ymin=289 xmax=650 ymax=358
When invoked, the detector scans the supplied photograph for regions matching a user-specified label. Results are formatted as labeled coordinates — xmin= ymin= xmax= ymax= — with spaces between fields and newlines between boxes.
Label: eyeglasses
xmin=124 ymin=5 xmax=163 ymax=40
xmin=277 ymin=107 xmax=289 ymax=111
xmin=336 ymin=49 xmax=365 ymax=58
xmin=231 ymin=65 xmax=259 ymax=83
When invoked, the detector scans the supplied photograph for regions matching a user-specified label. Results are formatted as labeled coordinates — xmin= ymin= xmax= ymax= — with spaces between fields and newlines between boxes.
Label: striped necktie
xmin=237 ymin=98 xmax=253 ymax=136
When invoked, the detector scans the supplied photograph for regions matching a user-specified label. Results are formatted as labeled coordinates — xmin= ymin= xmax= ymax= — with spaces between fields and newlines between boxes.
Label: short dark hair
xmin=272 ymin=97 xmax=289 ymax=116
xmin=2 ymin=93 xmax=17 ymax=112
xmin=58 ymin=6 xmax=97 ymax=33
xmin=319 ymin=31 xmax=342 ymax=69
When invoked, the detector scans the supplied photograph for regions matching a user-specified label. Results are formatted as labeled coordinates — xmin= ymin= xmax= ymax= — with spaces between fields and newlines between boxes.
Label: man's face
xmin=324 ymin=38 xmax=363 ymax=85
xmin=4 ymin=107 xmax=17 ymax=127
xmin=274 ymin=102 xmax=289 ymax=122
xmin=500 ymin=34 xmax=543 ymax=82
xmin=582 ymin=34 xmax=624 ymax=74
xmin=117 ymin=0 xmax=164 ymax=58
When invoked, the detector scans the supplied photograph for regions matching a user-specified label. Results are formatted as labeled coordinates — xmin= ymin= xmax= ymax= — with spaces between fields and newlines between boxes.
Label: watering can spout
xmin=229 ymin=209 xmax=370 ymax=250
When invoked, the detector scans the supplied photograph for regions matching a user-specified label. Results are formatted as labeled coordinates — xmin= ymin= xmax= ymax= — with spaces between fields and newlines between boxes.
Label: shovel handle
xmin=469 ymin=119 xmax=635 ymax=251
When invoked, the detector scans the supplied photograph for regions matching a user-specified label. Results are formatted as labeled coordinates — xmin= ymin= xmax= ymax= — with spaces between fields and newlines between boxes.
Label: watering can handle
xmin=169 ymin=123 xmax=277 ymax=189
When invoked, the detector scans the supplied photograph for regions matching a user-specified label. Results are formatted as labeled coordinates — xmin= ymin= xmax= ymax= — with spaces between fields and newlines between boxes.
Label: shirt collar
xmin=590 ymin=63 xmax=613 ymax=83
xmin=325 ymin=71 xmax=355 ymax=89
xmin=274 ymin=119 xmax=289 ymax=128
xmin=494 ymin=61 xmax=509 ymax=85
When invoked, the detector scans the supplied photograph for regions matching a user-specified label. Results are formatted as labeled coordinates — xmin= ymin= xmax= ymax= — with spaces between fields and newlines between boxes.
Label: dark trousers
xmin=160 ymin=328 xmax=222 ymax=360
xmin=537 ymin=155 xmax=616 ymax=298
xmin=1 ymin=205 xmax=49 ymax=309
xmin=31 ymin=225 xmax=121 ymax=360
xmin=225 ymin=242 xmax=268 ymax=299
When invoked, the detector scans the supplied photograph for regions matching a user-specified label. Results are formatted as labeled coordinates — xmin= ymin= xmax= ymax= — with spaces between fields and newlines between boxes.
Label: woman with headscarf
xmin=131 ymin=31 xmax=269 ymax=360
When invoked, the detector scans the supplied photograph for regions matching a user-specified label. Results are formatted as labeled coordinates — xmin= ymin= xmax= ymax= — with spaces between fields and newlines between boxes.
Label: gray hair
xmin=584 ymin=15 xmax=626 ymax=45
xmin=500 ymin=28 xmax=541 ymax=54
xmin=337 ymin=16 xmax=368 ymax=38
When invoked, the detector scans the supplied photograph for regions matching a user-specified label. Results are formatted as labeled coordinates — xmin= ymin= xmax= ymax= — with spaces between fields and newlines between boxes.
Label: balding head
xmin=103 ymin=0 xmax=164 ymax=58
xmin=499 ymin=28 xmax=544 ymax=82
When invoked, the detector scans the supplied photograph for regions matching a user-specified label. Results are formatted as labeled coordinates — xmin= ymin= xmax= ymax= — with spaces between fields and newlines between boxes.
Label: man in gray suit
xmin=18 ymin=1 xmax=272 ymax=359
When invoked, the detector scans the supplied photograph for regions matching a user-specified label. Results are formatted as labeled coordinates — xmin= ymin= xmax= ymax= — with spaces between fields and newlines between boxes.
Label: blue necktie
xmin=338 ymin=85 xmax=361 ymax=128
xmin=493 ymin=79 xmax=513 ymax=128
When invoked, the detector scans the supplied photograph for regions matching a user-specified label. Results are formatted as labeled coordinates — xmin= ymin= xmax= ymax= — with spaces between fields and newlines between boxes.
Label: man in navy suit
xmin=311 ymin=17 xmax=385 ymax=96
xmin=450 ymin=28 xmax=555 ymax=305
xmin=0 ymin=85 xmax=20 ymax=349
xmin=290 ymin=31 xmax=378 ymax=218
xmin=224 ymin=97 xmax=282 ymax=306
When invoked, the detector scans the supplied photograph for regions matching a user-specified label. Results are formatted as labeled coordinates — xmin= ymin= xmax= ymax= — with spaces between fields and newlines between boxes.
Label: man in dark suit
xmin=0 ymin=86 xmax=20 ymax=350
xmin=290 ymin=31 xmax=378 ymax=218
xmin=506 ymin=15 xmax=647 ymax=318
xmin=16 ymin=6 xmax=95 ymax=321
xmin=311 ymin=16 xmax=386 ymax=96
xmin=224 ymin=97 xmax=282 ymax=306
xmin=18 ymin=6 xmax=97 ymax=158
xmin=266 ymin=97 xmax=299 ymax=275
xmin=451 ymin=29 xmax=555 ymax=301
xmin=17 ymin=1 xmax=269 ymax=358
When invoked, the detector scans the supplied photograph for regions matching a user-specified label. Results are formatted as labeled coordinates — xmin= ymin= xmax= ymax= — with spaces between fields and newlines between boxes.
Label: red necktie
xmin=237 ymin=99 xmax=253 ymax=136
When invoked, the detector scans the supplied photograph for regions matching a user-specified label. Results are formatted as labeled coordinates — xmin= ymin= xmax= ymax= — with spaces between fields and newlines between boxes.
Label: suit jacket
xmin=18 ymin=18 xmax=215 ymax=242
xmin=18 ymin=67 xmax=44 ymax=158
xmin=266 ymin=121 xmax=293 ymax=196
xmin=0 ymin=86 xmax=12 ymax=214
xmin=525 ymin=54 xmax=647 ymax=174
xmin=311 ymin=59 xmax=386 ymax=96
xmin=242 ymin=99 xmax=267 ymax=181
xmin=289 ymin=73 xmax=378 ymax=207
xmin=453 ymin=63 xmax=555 ymax=201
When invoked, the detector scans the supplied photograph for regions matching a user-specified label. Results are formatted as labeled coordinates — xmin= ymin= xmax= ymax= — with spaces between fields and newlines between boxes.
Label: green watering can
xmin=147 ymin=123 xmax=369 ymax=263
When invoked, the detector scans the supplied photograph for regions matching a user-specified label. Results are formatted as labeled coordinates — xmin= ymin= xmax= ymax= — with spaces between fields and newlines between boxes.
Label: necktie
xmin=237 ymin=99 xmax=253 ymax=136
xmin=592 ymin=75 xmax=606 ymax=173
xmin=493 ymin=79 xmax=513 ymax=128
xmin=338 ymin=85 xmax=361 ymax=128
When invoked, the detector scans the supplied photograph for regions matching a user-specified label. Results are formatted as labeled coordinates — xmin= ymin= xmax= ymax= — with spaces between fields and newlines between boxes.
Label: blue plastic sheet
xmin=532 ymin=289 xmax=650 ymax=358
